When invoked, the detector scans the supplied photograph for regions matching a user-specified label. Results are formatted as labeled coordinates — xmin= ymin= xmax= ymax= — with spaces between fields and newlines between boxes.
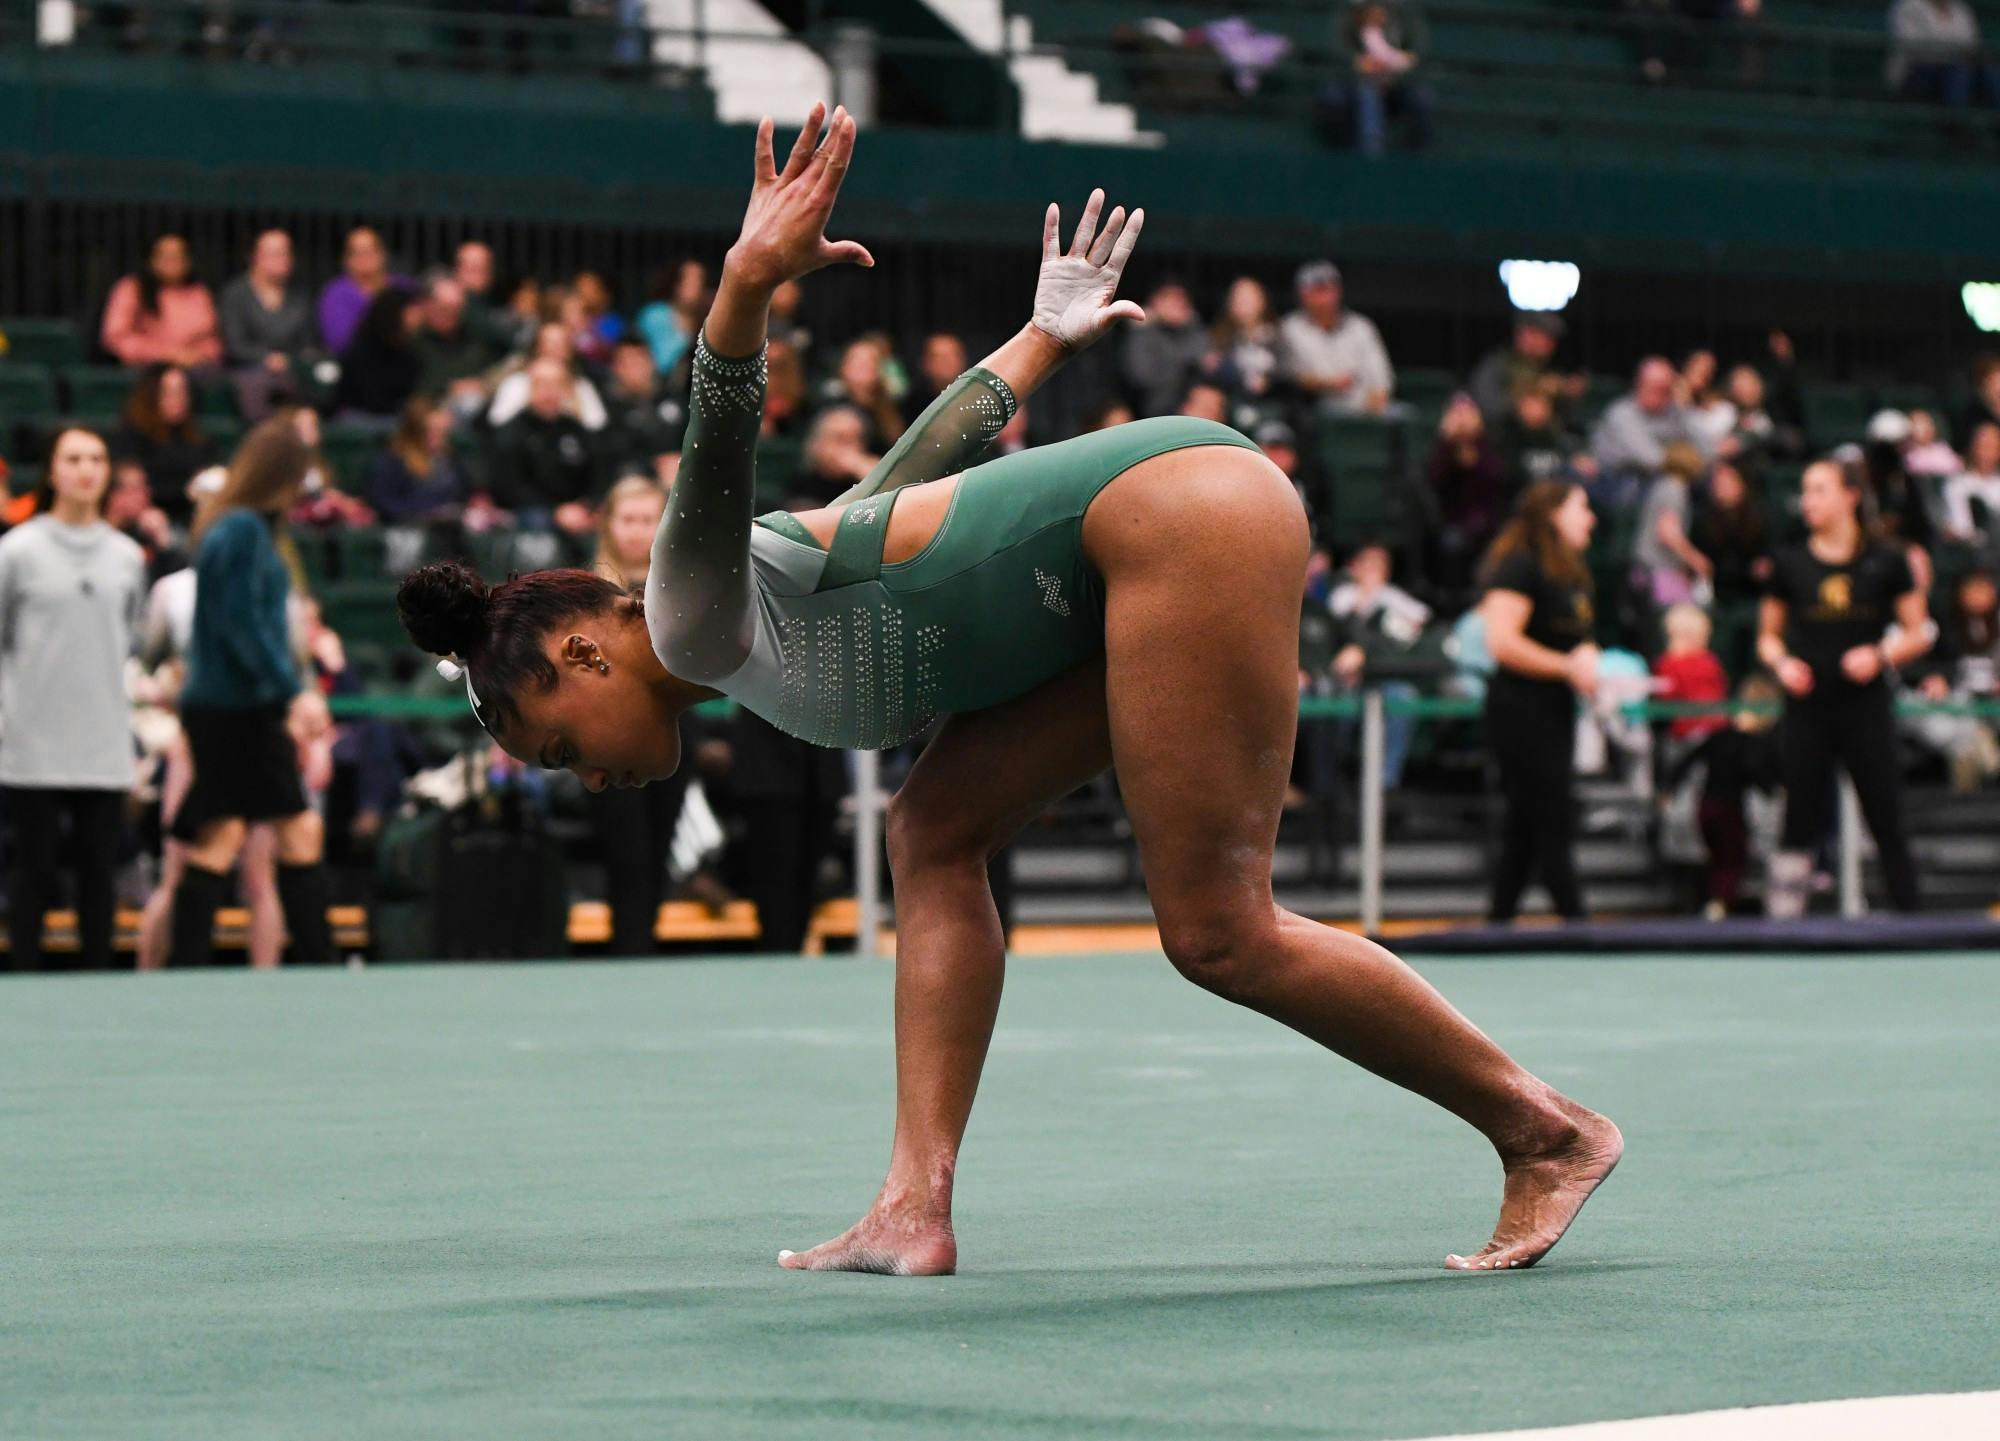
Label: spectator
xmin=1334 ymin=1 xmax=1433 ymax=156
xmin=764 ymin=338 xmax=810 ymax=439
xmin=1425 ymin=393 xmax=1510 ymax=596
xmin=453 ymin=239 xmax=510 ymax=353
xmin=217 ymin=229 xmax=315 ymax=420
xmin=102 ymin=462 xmax=180 ymax=583
xmin=165 ymin=416 xmax=337 ymax=968
xmin=366 ymin=396 xmax=468 ymax=524
xmin=593 ymin=474 xmax=667 ymax=590
xmin=768 ymin=277 xmax=813 ymax=363
xmin=1478 ymin=481 xmax=1600 ymax=923
xmin=489 ymin=358 xmax=601 ymax=536
xmin=913 ymin=331 xmax=969 ymax=412
xmin=1680 ymin=350 xmax=1737 ymax=457
xmin=818 ymin=336 xmax=908 ymax=449
xmin=635 ymin=260 xmax=711 ymax=380
xmin=99 ymin=233 xmax=222 ymax=370
xmin=281 ymin=406 xmax=373 ymax=529
xmin=1205 ymin=277 xmax=1282 ymax=401
xmin=487 ymin=322 xmax=608 ymax=431
xmin=0 ymin=427 xmax=145 ymax=972
xmin=1589 ymin=356 xmax=1697 ymax=506
xmin=797 ymin=404 xmax=879 ymax=506
xmin=1178 ymin=381 xmax=1229 ymax=423
xmin=1663 ymin=674 xmax=1784 ymax=920
xmin=1687 ymin=459 xmax=1770 ymax=676
xmin=1468 ymin=313 xmax=1581 ymax=427
xmin=1085 ymin=399 xmax=1137 ymax=432
xmin=112 ymin=364 xmax=218 ymax=524
xmin=600 ymin=337 xmax=686 ymax=484
xmin=1631 ymin=442 xmax=1713 ymax=610
xmin=412 ymin=274 xmax=495 ymax=415
xmin=1940 ymin=420 xmax=2000 ymax=549
xmin=1277 ymin=260 xmax=1394 ymax=416
xmin=332 ymin=285 xmax=422 ymax=422
xmin=571 ymin=270 xmax=626 ymax=356
xmin=1122 ymin=281 xmax=1208 ymax=418
xmin=1887 ymin=0 xmax=2000 ymax=108
xmin=1955 ymin=356 xmax=2000 ymax=447
xmin=1254 ymin=417 xmax=1301 ymax=481
xmin=1325 ymin=541 xmax=1432 ymax=786
xmin=1758 ymin=460 xmax=1929 ymax=916
xmin=1910 ymin=567 xmax=2000 ymax=790
xmin=1720 ymin=361 xmax=1804 ymax=472
xmin=1902 ymin=408 xmax=1962 ymax=479
xmin=318 ymin=227 xmax=398 ymax=358
xmin=1854 ymin=416 xmax=1938 ymax=555
xmin=1651 ymin=602 xmax=1730 ymax=743
xmin=1494 ymin=387 xmax=1590 ymax=490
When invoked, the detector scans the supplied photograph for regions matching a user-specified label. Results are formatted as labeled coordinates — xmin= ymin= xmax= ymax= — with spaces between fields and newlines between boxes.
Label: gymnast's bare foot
xmin=1446 ymin=1100 xmax=1623 ymax=1272
xmin=779 ymin=1194 xmax=957 ymax=1276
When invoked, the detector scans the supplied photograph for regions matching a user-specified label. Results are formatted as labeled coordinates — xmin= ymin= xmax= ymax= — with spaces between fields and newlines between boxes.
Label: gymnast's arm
xmin=834 ymin=189 xmax=1148 ymax=505
xmin=648 ymin=103 xmax=873 ymax=684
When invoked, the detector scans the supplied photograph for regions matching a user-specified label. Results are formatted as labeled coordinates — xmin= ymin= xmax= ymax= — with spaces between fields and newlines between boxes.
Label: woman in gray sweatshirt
xmin=0 ymin=428 xmax=146 ymax=970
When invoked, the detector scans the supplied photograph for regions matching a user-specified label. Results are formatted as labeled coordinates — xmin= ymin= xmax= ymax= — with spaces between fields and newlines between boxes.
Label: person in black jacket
xmin=1758 ymin=460 xmax=1932 ymax=914
xmin=489 ymin=359 xmax=602 ymax=539
xmin=332 ymin=285 xmax=421 ymax=423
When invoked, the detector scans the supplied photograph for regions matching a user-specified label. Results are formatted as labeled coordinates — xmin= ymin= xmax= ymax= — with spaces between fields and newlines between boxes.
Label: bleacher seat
xmin=60 ymin=365 xmax=139 ymax=416
xmin=0 ymin=319 xmax=86 ymax=369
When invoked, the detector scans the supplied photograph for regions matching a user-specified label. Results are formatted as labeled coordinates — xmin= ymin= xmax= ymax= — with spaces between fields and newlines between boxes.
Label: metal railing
xmin=331 ymin=686 xmax=2000 ymax=950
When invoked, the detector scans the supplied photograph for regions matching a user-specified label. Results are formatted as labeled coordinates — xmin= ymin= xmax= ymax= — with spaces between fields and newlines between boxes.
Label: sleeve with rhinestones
xmin=646 ymin=335 xmax=766 ymax=685
xmin=831 ymin=366 xmax=1018 ymax=506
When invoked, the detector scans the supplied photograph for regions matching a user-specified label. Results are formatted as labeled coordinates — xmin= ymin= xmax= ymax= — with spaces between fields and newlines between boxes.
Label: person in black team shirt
xmin=1477 ymin=480 xmax=1599 ymax=923
xmin=1758 ymin=460 xmax=1932 ymax=914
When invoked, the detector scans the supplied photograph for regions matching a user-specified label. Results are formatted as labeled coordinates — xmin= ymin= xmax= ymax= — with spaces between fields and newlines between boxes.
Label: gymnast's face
xmin=499 ymin=627 xmax=684 ymax=792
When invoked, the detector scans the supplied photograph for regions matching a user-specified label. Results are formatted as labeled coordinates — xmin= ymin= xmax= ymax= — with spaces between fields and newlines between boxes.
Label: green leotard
xmin=645 ymin=338 xmax=1260 ymax=749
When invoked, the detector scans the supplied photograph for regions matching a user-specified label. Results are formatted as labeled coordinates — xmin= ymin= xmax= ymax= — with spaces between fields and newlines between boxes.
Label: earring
xmin=598 ymin=661 xmax=611 ymax=675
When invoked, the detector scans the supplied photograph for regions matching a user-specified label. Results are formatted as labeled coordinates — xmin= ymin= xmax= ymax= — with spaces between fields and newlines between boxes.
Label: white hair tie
xmin=436 ymin=656 xmax=491 ymax=732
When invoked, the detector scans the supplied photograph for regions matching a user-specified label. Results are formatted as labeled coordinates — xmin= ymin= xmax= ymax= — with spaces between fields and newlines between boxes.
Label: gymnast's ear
xmin=559 ymin=632 xmax=606 ymax=672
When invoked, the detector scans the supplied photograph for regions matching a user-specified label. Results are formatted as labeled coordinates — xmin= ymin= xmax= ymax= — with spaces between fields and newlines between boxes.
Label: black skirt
xmin=171 ymin=703 xmax=307 ymax=840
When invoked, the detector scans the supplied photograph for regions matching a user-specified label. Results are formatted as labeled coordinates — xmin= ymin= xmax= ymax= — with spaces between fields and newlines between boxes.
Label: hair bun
xmin=397 ymin=560 xmax=492 ymax=659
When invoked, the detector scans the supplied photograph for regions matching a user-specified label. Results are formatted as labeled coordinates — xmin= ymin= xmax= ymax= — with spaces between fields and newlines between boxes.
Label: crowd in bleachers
xmin=5 ymin=217 xmax=2000 ymax=966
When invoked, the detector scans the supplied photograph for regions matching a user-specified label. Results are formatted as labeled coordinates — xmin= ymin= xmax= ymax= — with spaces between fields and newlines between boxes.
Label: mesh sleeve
xmin=832 ymin=366 xmax=1018 ymax=506
xmin=647 ymin=335 xmax=766 ymax=685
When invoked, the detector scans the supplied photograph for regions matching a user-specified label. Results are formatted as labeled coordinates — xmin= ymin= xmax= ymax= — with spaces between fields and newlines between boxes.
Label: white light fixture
xmin=1499 ymin=259 xmax=1581 ymax=313
xmin=1962 ymin=282 xmax=2000 ymax=333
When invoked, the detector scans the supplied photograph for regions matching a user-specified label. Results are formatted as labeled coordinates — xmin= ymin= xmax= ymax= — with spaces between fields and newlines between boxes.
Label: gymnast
xmin=397 ymin=105 xmax=1621 ymax=1275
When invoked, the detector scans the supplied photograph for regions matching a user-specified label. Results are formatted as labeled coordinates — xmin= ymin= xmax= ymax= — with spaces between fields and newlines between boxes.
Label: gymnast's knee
xmin=885 ymin=788 xmax=992 ymax=877
xmin=1157 ymin=911 xmax=1281 ymax=1007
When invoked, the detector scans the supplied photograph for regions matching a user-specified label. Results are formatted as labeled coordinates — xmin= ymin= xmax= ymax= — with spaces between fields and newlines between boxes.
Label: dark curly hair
xmin=397 ymin=559 xmax=636 ymax=732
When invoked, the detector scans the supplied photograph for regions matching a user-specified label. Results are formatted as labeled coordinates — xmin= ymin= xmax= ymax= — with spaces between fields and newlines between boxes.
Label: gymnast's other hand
xmin=725 ymin=102 xmax=875 ymax=294
xmin=1032 ymin=188 xmax=1146 ymax=351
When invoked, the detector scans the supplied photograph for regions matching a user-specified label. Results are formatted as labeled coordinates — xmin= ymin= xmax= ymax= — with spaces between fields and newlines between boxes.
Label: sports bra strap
xmin=815 ymin=490 xmax=897 ymax=592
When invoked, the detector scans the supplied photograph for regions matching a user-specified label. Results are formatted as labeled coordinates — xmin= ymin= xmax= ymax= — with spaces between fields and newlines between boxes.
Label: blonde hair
xmin=592 ymin=475 xmax=667 ymax=589
xmin=1662 ymin=602 xmax=1712 ymax=648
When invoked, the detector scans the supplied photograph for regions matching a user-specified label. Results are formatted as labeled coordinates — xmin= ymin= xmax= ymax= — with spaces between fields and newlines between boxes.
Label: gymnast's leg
xmin=778 ymin=657 xmax=1112 ymax=1274
xmin=1086 ymin=446 xmax=1621 ymax=1271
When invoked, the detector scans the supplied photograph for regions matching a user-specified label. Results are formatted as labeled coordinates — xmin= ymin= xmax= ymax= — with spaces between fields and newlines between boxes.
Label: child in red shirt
xmin=1654 ymin=603 xmax=1729 ymax=742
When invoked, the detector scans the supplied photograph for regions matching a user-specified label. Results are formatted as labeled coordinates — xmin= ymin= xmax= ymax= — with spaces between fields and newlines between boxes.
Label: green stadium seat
xmin=61 ymin=365 xmax=140 ymax=417
xmin=1801 ymin=384 xmax=1870 ymax=448
xmin=0 ymin=362 xmax=59 ymax=422
xmin=319 ymin=424 xmax=382 ymax=493
xmin=0 ymin=319 xmax=86 ymax=369
xmin=195 ymin=373 xmax=242 ymax=421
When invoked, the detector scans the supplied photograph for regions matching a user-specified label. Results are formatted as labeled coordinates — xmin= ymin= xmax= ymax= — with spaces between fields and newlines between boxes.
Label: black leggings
xmin=3 ymin=786 xmax=125 ymax=971
xmin=1485 ymin=681 xmax=1586 ymax=922
xmin=1779 ymin=684 xmax=1919 ymax=912
xmin=586 ymin=767 xmax=690 ymax=956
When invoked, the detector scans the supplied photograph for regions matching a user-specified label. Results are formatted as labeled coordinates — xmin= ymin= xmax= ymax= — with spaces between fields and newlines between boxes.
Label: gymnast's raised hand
xmin=1031 ymin=188 xmax=1147 ymax=352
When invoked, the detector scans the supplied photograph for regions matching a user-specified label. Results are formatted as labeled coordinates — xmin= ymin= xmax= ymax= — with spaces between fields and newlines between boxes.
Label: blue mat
xmin=1390 ymin=911 xmax=2000 ymax=954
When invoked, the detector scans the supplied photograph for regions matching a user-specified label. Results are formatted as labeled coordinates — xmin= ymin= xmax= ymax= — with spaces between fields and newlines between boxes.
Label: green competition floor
xmin=4 ymin=953 xmax=1997 ymax=1440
